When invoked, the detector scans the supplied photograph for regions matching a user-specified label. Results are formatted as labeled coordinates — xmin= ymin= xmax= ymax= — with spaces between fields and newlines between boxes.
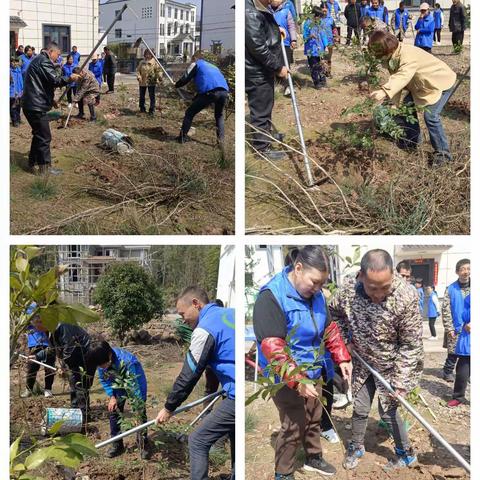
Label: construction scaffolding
xmin=57 ymin=245 xmax=152 ymax=305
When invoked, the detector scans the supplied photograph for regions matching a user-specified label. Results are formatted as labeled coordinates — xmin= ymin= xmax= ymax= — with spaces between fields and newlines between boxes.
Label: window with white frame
xmin=185 ymin=23 xmax=189 ymax=33
xmin=142 ymin=6 xmax=153 ymax=18
xmin=160 ymin=3 xmax=165 ymax=16
xmin=168 ymin=6 xmax=172 ymax=17
xmin=115 ymin=28 xmax=122 ymax=39
xmin=167 ymin=23 xmax=172 ymax=35
xmin=180 ymin=10 xmax=184 ymax=20
xmin=160 ymin=23 xmax=165 ymax=35
xmin=174 ymin=8 xmax=178 ymax=19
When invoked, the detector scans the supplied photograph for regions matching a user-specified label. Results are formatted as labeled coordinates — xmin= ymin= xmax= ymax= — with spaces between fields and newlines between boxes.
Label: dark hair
xmin=368 ymin=30 xmax=399 ymax=58
xmin=415 ymin=277 xmax=423 ymax=285
xmin=87 ymin=337 xmax=114 ymax=368
xmin=66 ymin=54 xmax=73 ymax=62
xmin=72 ymin=45 xmax=77 ymax=49
xmin=285 ymin=246 xmax=329 ymax=272
xmin=435 ymin=3 xmax=440 ymax=7
xmin=177 ymin=286 xmax=210 ymax=305
xmin=18 ymin=45 xmax=23 ymax=49
xmin=24 ymin=45 xmax=32 ymax=53
xmin=455 ymin=258 xmax=470 ymax=272
xmin=360 ymin=249 xmax=393 ymax=274
xmin=396 ymin=260 xmax=411 ymax=273
xmin=313 ymin=5 xmax=323 ymax=16
xmin=214 ymin=298 xmax=225 ymax=307
xmin=46 ymin=41 xmax=60 ymax=51
xmin=399 ymin=1 xmax=405 ymax=6
xmin=73 ymin=66 xmax=81 ymax=73
xmin=104 ymin=46 xmax=110 ymax=52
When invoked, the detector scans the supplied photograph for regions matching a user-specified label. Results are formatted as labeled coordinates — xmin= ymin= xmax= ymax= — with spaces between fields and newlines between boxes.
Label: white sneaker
xmin=44 ymin=389 xmax=53 ymax=398
xmin=433 ymin=41 xmax=437 ymax=46
xmin=284 ymin=86 xmax=291 ymax=97
xmin=320 ymin=428 xmax=340 ymax=443
xmin=333 ymin=393 xmax=349 ymax=409
xmin=438 ymin=41 xmax=441 ymax=46
xmin=428 ymin=336 xmax=437 ymax=341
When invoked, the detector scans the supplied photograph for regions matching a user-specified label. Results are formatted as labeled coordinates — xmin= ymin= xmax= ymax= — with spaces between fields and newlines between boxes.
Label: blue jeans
xmin=404 ymin=87 xmax=453 ymax=159
xmin=189 ymin=397 xmax=235 ymax=480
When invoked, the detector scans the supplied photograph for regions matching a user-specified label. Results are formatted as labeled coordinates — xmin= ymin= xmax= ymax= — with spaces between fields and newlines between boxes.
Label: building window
xmin=167 ymin=23 xmax=172 ymax=35
xmin=69 ymin=264 xmax=80 ymax=282
xmin=191 ymin=12 xmax=195 ymax=23
xmin=168 ymin=6 xmax=172 ymax=17
xmin=142 ymin=6 xmax=153 ymax=18
xmin=68 ymin=245 xmax=81 ymax=258
xmin=160 ymin=3 xmax=165 ymax=16
xmin=174 ymin=22 xmax=178 ymax=35
xmin=115 ymin=28 xmax=122 ymax=39
xmin=160 ymin=23 xmax=165 ymax=35
xmin=43 ymin=24 xmax=70 ymax=53
xmin=180 ymin=25 xmax=183 ymax=34
xmin=174 ymin=8 xmax=178 ymax=19
xmin=180 ymin=10 xmax=184 ymax=20
xmin=185 ymin=23 xmax=189 ymax=33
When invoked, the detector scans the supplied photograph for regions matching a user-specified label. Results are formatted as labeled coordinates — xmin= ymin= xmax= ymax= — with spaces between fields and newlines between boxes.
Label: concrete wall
xmin=10 ymin=0 xmax=99 ymax=55
xmin=200 ymin=0 xmax=235 ymax=53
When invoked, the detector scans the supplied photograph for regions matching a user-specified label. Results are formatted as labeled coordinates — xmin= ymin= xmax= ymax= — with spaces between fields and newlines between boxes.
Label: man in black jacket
xmin=31 ymin=316 xmax=94 ymax=424
xmin=449 ymin=0 xmax=466 ymax=49
xmin=344 ymin=0 xmax=362 ymax=45
xmin=246 ymin=0 xmax=288 ymax=160
xmin=22 ymin=42 xmax=79 ymax=174
xmin=103 ymin=46 xmax=117 ymax=93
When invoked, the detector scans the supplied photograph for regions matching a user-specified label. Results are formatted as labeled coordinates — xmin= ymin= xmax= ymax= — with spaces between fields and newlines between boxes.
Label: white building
xmin=200 ymin=0 xmax=235 ymax=54
xmin=216 ymin=245 xmax=236 ymax=308
xmin=10 ymin=0 xmax=99 ymax=56
xmin=99 ymin=0 xmax=197 ymax=58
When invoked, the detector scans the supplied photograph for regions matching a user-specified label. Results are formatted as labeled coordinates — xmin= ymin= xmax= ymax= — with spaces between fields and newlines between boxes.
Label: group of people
xmin=11 ymin=38 xmax=230 ymax=175
xmin=246 ymin=0 xmax=463 ymax=165
xmin=252 ymin=246 xmax=470 ymax=480
xmin=20 ymin=286 xmax=235 ymax=480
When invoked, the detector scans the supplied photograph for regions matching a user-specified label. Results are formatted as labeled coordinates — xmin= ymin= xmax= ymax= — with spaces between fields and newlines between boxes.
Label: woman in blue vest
xmin=62 ymin=55 xmax=77 ymax=104
xmin=433 ymin=3 xmax=444 ymax=45
xmin=21 ymin=305 xmax=56 ymax=398
xmin=253 ymin=246 xmax=352 ymax=480
xmin=392 ymin=2 xmax=411 ymax=41
xmin=20 ymin=45 xmax=34 ymax=78
xmin=368 ymin=0 xmax=388 ymax=25
xmin=447 ymin=294 xmax=470 ymax=408
xmin=415 ymin=3 xmax=435 ymax=53
xmin=89 ymin=55 xmax=104 ymax=87
xmin=425 ymin=285 xmax=440 ymax=340
xmin=320 ymin=2 xmax=338 ymax=77
xmin=10 ymin=57 xmax=23 ymax=127
xmin=87 ymin=338 xmax=151 ymax=459
xmin=174 ymin=51 xmax=229 ymax=145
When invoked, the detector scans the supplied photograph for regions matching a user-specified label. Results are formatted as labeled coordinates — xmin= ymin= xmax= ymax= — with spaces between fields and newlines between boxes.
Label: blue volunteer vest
xmin=27 ymin=326 xmax=49 ymax=348
xmin=448 ymin=281 xmax=467 ymax=333
xmin=198 ymin=304 xmax=236 ymax=399
xmin=433 ymin=9 xmax=443 ymax=29
xmin=455 ymin=294 xmax=470 ymax=356
xmin=415 ymin=14 xmax=435 ymax=48
xmin=367 ymin=6 xmax=385 ymax=21
xmin=274 ymin=6 xmax=292 ymax=46
xmin=257 ymin=267 xmax=334 ymax=382
xmin=20 ymin=54 xmax=33 ymax=76
xmin=394 ymin=8 xmax=409 ymax=30
xmin=427 ymin=292 xmax=439 ymax=318
xmin=70 ymin=51 xmax=81 ymax=66
xmin=360 ymin=5 xmax=369 ymax=17
xmin=194 ymin=59 xmax=229 ymax=94
xmin=10 ymin=67 xmax=23 ymax=98
xmin=89 ymin=61 xmax=103 ymax=85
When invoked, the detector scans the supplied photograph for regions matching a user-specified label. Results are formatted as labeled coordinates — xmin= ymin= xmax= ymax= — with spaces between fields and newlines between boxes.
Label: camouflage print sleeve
xmin=441 ymin=287 xmax=453 ymax=335
xmin=72 ymin=81 xmax=86 ymax=103
xmin=392 ymin=294 xmax=424 ymax=390
xmin=328 ymin=288 xmax=350 ymax=343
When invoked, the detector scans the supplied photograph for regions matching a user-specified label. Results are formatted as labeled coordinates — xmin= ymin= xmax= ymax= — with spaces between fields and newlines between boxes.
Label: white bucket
xmin=42 ymin=408 xmax=83 ymax=435
xmin=101 ymin=129 xmax=134 ymax=155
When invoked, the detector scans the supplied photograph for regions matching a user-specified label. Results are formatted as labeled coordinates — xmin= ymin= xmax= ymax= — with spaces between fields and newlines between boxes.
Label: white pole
xmin=18 ymin=353 xmax=57 ymax=372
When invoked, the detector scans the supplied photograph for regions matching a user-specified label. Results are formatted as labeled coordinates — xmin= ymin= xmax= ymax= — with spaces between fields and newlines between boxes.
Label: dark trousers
xmin=434 ymin=28 xmax=442 ymax=42
xmin=181 ymin=89 xmax=229 ymax=141
xmin=78 ymin=99 xmax=96 ymax=119
xmin=23 ymin=109 xmax=52 ymax=167
xmin=351 ymin=375 xmax=410 ymax=451
xmin=272 ymin=385 xmax=323 ymax=475
xmin=204 ymin=366 xmax=220 ymax=412
xmin=444 ymin=352 xmax=458 ymax=375
xmin=106 ymin=72 xmax=116 ymax=92
xmin=66 ymin=86 xmax=77 ymax=104
xmin=26 ymin=346 xmax=56 ymax=391
xmin=10 ymin=98 xmax=21 ymax=125
xmin=346 ymin=26 xmax=360 ymax=45
xmin=139 ymin=85 xmax=156 ymax=112
xmin=428 ymin=317 xmax=437 ymax=337
xmin=246 ymin=75 xmax=275 ymax=151
xmin=452 ymin=356 xmax=470 ymax=402
xmin=320 ymin=378 xmax=334 ymax=431
xmin=307 ymin=56 xmax=327 ymax=87
xmin=452 ymin=31 xmax=464 ymax=46
xmin=103 ymin=72 xmax=107 ymax=83
xmin=189 ymin=397 xmax=235 ymax=480
xmin=110 ymin=396 xmax=148 ymax=447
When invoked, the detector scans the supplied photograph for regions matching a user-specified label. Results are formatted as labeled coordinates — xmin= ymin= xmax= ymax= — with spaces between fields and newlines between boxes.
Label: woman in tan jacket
xmin=136 ymin=50 xmax=162 ymax=115
xmin=368 ymin=30 xmax=456 ymax=166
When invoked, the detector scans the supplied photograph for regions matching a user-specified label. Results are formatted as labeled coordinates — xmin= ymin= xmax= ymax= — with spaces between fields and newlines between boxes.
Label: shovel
xmin=18 ymin=353 xmax=58 ymax=372
xmin=58 ymin=103 xmax=74 ymax=129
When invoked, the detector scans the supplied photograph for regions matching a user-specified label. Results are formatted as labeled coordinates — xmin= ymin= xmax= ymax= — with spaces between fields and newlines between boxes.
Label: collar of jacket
xmin=253 ymin=0 xmax=270 ymax=14
xmin=198 ymin=302 xmax=218 ymax=322
xmin=280 ymin=266 xmax=318 ymax=304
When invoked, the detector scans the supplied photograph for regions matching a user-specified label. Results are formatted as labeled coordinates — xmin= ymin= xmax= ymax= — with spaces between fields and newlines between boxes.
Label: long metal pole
xmin=95 ymin=390 xmax=225 ymax=449
xmin=59 ymin=3 xmax=129 ymax=102
xmin=18 ymin=353 xmax=57 ymax=372
xmin=351 ymin=350 xmax=470 ymax=473
xmin=279 ymin=38 xmax=314 ymax=186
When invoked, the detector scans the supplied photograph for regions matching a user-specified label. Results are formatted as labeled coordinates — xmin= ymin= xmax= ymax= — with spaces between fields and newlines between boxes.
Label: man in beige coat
xmin=368 ymin=31 xmax=456 ymax=166
xmin=136 ymin=50 xmax=162 ymax=115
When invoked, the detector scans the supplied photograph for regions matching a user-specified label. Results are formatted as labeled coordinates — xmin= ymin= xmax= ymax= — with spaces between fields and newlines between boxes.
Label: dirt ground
xmin=10 ymin=317 xmax=232 ymax=479
xmin=246 ymin=42 xmax=470 ymax=235
xmin=245 ymin=351 xmax=470 ymax=480
xmin=10 ymin=81 xmax=235 ymax=235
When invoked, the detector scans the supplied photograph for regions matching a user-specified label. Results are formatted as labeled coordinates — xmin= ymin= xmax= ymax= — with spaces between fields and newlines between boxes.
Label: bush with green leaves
xmin=93 ymin=262 xmax=164 ymax=344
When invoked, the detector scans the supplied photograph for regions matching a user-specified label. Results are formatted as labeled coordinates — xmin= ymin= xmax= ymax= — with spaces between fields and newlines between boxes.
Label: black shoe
xmin=176 ymin=133 xmax=190 ymax=144
xmin=106 ymin=441 xmax=125 ymax=458
xmin=432 ymin=152 xmax=451 ymax=167
xmin=12 ymin=122 xmax=20 ymax=128
xmin=76 ymin=113 xmax=85 ymax=119
xmin=303 ymin=456 xmax=336 ymax=476
xmin=259 ymin=149 xmax=286 ymax=161
xmin=443 ymin=371 xmax=455 ymax=382
xmin=140 ymin=440 xmax=152 ymax=460
xmin=140 ymin=109 xmax=147 ymax=113
xmin=148 ymin=111 xmax=154 ymax=117
xmin=90 ymin=116 xmax=97 ymax=122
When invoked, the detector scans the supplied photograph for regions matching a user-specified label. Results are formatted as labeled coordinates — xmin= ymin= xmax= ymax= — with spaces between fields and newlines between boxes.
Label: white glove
xmin=68 ymin=103 xmax=72 ymax=109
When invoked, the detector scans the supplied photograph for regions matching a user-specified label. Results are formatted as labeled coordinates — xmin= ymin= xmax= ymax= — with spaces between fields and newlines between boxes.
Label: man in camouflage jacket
xmin=73 ymin=68 xmax=101 ymax=121
xmin=442 ymin=258 xmax=470 ymax=382
xmin=329 ymin=249 xmax=424 ymax=472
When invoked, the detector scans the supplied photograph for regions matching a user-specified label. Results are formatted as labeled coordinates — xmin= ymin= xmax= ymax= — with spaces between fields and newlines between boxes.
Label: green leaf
xmin=24 ymin=446 xmax=53 ymax=470
xmin=33 ymin=268 xmax=58 ymax=302
xmin=10 ymin=274 xmax=23 ymax=291
xmin=16 ymin=256 xmax=28 ymax=273
xmin=245 ymin=389 xmax=263 ymax=406
xmin=60 ymin=433 xmax=98 ymax=457
xmin=10 ymin=436 xmax=22 ymax=464
xmin=25 ymin=247 xmax=42 ymax=260
xmin=47 ymin=445 xmax=83 ymax=469
xmin=47 ymin=420 xmax=65 ymax=436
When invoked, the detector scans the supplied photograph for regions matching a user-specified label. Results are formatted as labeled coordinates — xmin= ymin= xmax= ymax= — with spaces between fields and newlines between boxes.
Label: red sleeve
xmin=324 ymin=322 xmax=351 ymax=365
xmin=260 ymin=337 xmax=305 ymax=389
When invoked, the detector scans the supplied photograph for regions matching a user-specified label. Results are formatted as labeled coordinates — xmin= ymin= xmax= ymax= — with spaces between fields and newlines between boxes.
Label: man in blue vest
xmin=174 ymin=51 xmax=230 ymax=145
xmin=415 ymin=3 xmax=435 ymax=53
xmin=20 ymin=45 xmax=34 ymax=78
xmin=10 ymin=57 xmax=24 ymax=127
xmin=442 ymin=259 xmax=470 ymax=382
xmin=415 ymin=278 xmax=424 ymax=315
xmin=391 ymin=2 xmax=411 ymax=41
xmin=70 ymin=45 xmax=81 ymax=66
xmin=156 ymin=286 xmax=235 ymax=480
xmin=367 ymin=0 xmax=388 ymax=24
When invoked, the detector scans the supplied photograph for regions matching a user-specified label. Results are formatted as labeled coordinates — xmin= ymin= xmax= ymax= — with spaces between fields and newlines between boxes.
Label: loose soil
xmin=245 ymin=352 xmax=470 ymax=480
xmin=11 ymin=83 xmax=234 ymax=235
xmin=10 ymin=316 xmax=232 ymax=479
